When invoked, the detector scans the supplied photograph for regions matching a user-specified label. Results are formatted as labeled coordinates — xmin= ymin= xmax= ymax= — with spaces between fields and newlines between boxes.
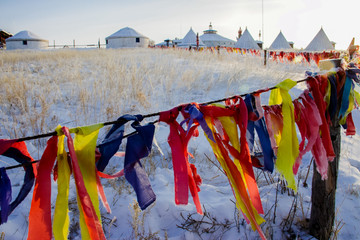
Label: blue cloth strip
xmin=183 ymin=104 xmax=215 ymax=142
xmin=97 ymin=114 xmax=142 ymax=172
xmin=339 ymin=76 xmax=353 ymax=119
xmin=245 ymin=94 xmax=275 ymax=173
xmin=0 ymin=147 xmax=35 ymax=224
xmin=0 ymin=168 xmax=12 ymax=224
xmin=124 ymin=121 xmax=156 ymax=210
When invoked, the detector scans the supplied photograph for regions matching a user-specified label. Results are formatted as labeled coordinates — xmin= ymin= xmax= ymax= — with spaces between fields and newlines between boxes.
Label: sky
xmin=1 ymin=0 xmax=359 ymax=50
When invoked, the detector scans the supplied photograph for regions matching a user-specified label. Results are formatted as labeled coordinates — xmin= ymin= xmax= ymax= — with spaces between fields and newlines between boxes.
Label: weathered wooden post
xmin=309 ymin=59 xmax=342 ymax=240
xmin=264 ymin=49 xmax=267 ymax=66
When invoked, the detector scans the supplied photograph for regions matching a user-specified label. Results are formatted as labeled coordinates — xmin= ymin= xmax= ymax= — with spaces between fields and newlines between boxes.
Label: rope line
xmin=2 ymin=78 xmax=309 ymax=170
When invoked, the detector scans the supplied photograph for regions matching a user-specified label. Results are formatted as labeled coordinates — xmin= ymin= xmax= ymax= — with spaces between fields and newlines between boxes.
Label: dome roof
xmin=6 ymin=30 xmax=46 ymax=41
xmin=106 ymin=27 xmax=148 ymax=40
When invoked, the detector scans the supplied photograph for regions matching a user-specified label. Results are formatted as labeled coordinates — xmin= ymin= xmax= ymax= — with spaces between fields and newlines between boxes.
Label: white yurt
xmin=177 ymin=28 xmax=205 ymax=48
xmin=6 ymin=30 xmax=48 ymax=50
xmin=305 ymin=27 xmax=334 ymax=51
xmin=269 ymin=31 xmax=292 ymax=50
xmin=106 ymin=27 xmax=149 ymax=48
xmin=200 ymin=23 xmax=236 ymax=48
xmin=234 ymin=28 xmax=260 ymax=50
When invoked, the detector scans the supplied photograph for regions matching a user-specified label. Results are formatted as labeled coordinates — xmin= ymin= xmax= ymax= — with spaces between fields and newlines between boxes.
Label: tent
xmin=269 ymin=31 xmax=292 ymax=50
xmin=6 ymin=30 xmax=48 ymax=50
xmin=305 ymin=27 xmax=334 ymax=51
xmin=177 ymin=28 xmax=205 ymax=48
xmin=106 ymin=27 xmax=149 ymax=48
xmin=234 ymin=28 xmax=260 ymax=50
xmin=200 ymin=23 xmax=236 ymax=48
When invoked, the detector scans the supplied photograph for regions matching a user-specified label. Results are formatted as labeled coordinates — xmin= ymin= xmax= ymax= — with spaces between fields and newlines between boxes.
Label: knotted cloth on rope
xmin=53 ymin=126 xmax=71 ymax=240
xmin=124 ymin=120 xmax=156 ymax=210
xmin=269 ymin=79 xmax=299 ymax=191
xmin=293 ymin=91 xmax=328 ymax=179
xmin=245 ymin=94 xmax=275 ymax=173
xmin=159 ymin=105 xmax=203 ymax=215
xmin=96 ymin=114 xmax=156 ymax=210
xmin=306 ymin=76 xmax=335 ymax=161
xmin=62 ymin=125 xmax=106 ymax=240
xmin=97 ymin=115 xmax=141 ymax=172
xmin=200 ymin=103 xmax=266 ymax=240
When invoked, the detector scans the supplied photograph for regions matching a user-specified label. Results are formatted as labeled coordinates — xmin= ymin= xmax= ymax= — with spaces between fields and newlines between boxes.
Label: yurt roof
xmin=106 ymin=27 xmax=148 ymax=40
xmin=178 ymin=28 xmax=205 ymax=47
xmin=269 ymin=31 xmax=292 ymax=50
xmin=6 ymin=30 xmax=46 ymax=42
xmin=199 ymin=23 xmax=235 ymax=45
xmin=200 ymin=32 xmax=235 ymax=43
xmin=305 ymin=27 xmax=334 ymax=51
xmin=234 ymin=28 xmax=260 ymax=50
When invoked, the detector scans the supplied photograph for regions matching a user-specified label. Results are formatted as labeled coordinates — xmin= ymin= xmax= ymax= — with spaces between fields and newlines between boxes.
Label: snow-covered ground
xmin=0 ymin=48 xmax=359 ymax=239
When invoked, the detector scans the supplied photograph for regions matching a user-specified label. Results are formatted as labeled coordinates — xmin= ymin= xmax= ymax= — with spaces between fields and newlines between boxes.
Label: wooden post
xmin=309 ymin=60 xmax=342 ymax=240
xmin=73 ymin=39 xmax=75 ymax=48
xmin=53 ymin=40 xmax=55 ymax=49
xmin=264 ymin=49 xmax=267 ymax=66
xmin=309 ymin=117 xmax=340 ymax=240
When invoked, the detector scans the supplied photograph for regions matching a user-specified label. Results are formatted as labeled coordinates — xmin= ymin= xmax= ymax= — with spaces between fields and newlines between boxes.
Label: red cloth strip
xmin=27 ymin=136 xmax=58 ymax=240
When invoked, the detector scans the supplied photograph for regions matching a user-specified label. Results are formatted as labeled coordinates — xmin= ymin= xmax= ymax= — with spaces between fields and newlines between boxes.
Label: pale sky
xmin=1 ymin=0 xmax=359 ymax=50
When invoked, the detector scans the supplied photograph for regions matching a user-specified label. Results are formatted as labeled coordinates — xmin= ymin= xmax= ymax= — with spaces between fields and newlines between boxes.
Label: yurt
xmin=177 ymin=28 xmax=205 ymax=48
xmin=106 ymin=27 xmax=149 ymax=48
xmin=305 ymin=27 xmax=334 ymax=51
xmin=269 ymin=31 xmax=292 ymax=50
xmin=6 ymin=30 xmax=48 ymax=50
xmin=200 ymin=23 xmax=236 ymax=48
xmin=234 ymin=28 xmax=260 ymax=50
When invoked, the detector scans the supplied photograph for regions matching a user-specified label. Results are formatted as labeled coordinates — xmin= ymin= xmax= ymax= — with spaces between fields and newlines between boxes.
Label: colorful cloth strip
xmin=269 ymin=79 xmax=299 ymax=191
xmin=159 ymin=106 xmax=203 ymax=214
xmin=0 ymin=140 xmax=35 ymax=224
xmin=124 ymin=120 xmax=156 ymax=210
xmin=245 ymin=94 xmax=275 ymax=173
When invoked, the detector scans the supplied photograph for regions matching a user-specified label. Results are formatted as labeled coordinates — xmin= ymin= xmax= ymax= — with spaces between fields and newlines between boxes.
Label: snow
xmin=0 ymin=48 xmax=359 ymax=239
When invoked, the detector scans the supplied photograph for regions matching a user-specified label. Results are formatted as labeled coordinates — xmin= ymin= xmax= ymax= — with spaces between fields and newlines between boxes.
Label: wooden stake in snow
xmin=309 ymin=59 xmax=342 ymax=240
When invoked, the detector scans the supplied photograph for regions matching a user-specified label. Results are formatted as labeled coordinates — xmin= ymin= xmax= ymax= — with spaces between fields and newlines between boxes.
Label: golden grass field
xmin=0 ymin=48 xmax=311 ymax=150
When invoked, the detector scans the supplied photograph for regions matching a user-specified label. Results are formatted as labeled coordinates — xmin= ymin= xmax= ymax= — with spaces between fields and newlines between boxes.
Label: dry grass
xmin=0 ymin=48 xmax=310 ymax=144
xmin=129 ymin=200 xmax=160 ymax=240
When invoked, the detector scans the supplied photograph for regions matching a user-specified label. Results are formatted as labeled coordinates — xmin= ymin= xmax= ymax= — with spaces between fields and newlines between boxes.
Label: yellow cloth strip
xmin=53 ymin=125 xmax=71 ymax=240
xmin=269 ymin=79 xmax=299 ymax=191
xmin=73 ymin=123 xmax=104 ymax=239
xmin=204 ymin=116 xmax=265 ymax=231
